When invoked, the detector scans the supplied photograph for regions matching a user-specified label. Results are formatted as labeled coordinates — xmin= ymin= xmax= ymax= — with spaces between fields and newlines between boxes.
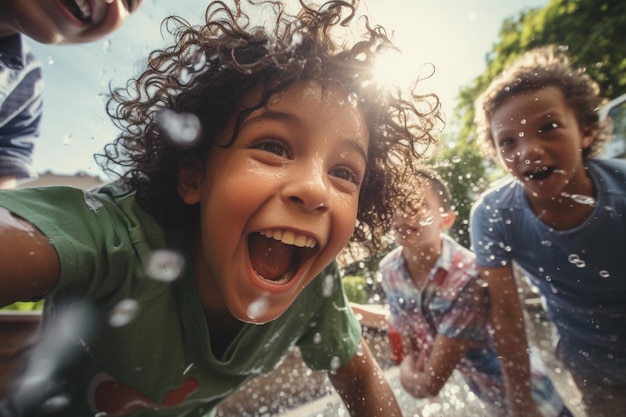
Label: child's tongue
xmin=249 ymin=233 xmax=295 ymax=281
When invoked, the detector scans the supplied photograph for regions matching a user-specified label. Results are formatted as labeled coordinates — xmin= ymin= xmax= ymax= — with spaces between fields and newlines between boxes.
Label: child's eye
xmin=498 ymin=137 xmax=514 ymax=148
xmin=538 ymin=122 xmax=559 ymax=133
xmin=253 ymin=139 xmax=290 ymax=158
xmin=330 ymin=166 xmax=361 ymax=185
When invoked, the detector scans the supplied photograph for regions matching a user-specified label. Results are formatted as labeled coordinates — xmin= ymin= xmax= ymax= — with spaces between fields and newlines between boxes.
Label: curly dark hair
xmin=97 ymin=0 xmax=441 ymax=257
xmin=474 ymin=44 xmax=611 ymax=161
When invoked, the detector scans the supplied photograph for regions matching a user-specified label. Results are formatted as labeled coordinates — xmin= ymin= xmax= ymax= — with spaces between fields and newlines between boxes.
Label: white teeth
xmin=74 ymin=0 xmax=92 ymax=19
xmin=259 ymin=229 xmax=317 ymax=248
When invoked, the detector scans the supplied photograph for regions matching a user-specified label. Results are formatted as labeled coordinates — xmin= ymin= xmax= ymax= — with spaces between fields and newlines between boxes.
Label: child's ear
xmin=442 ymin=210 xmax=456 ymax=230
xmin=177 ymin=159 xmax=203 ymax=205
xmin=580 ymin=125 xmax=595 ymax=150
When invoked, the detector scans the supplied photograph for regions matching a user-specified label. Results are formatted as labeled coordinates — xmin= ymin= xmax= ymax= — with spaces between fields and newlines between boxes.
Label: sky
xmin=28 ymin=0 xmax=549 ymax=178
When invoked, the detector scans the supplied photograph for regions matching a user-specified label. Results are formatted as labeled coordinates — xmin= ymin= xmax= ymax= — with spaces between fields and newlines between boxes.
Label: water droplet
xmin=569 ymin=194 xmax=595 ymax=205
xmin=322 ymin=274 xmax=334 ymax=297
xmin=109 ymin=299 xmax=139 ymax=327
xmin=599 ymin=270 xmax=610 ymax=278
xmin=156 ymin=108 xmax=202 ymax=148
xmin=41 ymin=394 xmax=71 ymax=413
xmin=347 ymin=92 xmax=358 ymax=107
xmin=145 ymin=249 xmax=185 ymax=282
xmin=313 ymin=332 xmax=322 ymax=344
xmin=246 ymin=297 xmax=269 ymax=320
xmin=568 ymin=254 xmax=586 ymax=268
xmin=418 ymin=216 xmax=434 ymax=226
xmin=290 ymin=32 xmax=303 ymax=48
xmin=330 ymin=356 xmax=341 ymax=370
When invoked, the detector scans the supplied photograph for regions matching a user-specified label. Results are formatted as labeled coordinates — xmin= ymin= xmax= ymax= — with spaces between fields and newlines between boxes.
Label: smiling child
xmin=0 ymin=0 xmax=441 ymax=415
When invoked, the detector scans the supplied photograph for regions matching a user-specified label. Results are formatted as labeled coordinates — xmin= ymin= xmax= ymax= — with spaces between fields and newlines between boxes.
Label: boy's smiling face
xmin=490 ymin=85 xmax=594 ymax=202
xmin=178 ymin=81 xmax=369 ymax=324
xmin=6 ymin=0 xmax=143 ymax=44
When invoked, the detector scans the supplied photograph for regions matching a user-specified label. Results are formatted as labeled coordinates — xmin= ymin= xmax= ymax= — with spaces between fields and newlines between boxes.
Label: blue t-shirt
xmin=470 ymin=158 xmax=626 ymax=385
xmin=0 ymin=34 xmax=42 ymax=180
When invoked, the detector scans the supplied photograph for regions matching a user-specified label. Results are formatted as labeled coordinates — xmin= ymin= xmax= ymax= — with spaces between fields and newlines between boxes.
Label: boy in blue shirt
xmin=471 ymin=45 xmax=626 ymax=417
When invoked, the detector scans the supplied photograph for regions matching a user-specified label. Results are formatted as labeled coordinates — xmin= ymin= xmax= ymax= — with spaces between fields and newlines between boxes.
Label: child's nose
xmin=519 ymin=136 xmax=545 ymax=160
xmin=284 ymin=163 xmax=330 ymax=212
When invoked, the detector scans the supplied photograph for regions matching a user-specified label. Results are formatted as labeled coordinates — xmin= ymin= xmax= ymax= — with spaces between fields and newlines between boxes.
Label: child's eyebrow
xmin=241 ymin=110 xmax=369 ymax=161
xmin=240 ymin=110 xmax=299 ymax=129
xmin=338 ymin=138 xmax=368 ymax=163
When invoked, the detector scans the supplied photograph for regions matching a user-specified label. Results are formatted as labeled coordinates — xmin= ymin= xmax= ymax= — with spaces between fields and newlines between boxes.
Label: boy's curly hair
xmin=98 ymin=0 xmax=441 ymax=258
xmin=474 ymin=44 xmax=611 ymax=161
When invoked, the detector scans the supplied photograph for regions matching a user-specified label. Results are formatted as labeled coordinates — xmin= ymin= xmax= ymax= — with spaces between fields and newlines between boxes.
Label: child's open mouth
xmin=248 ymin=230 xmax=317 ymax=284
xmin=60 ymin=0 xmax=93 ymax=23
xmin=525 ymin=166 xmax=555 ymax=181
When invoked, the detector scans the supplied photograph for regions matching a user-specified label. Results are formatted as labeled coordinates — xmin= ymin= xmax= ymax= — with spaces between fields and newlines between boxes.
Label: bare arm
xmin=0 ymin=207 xmax=59 ymax=307
xmin=328 ymin=336 xmax=402 ymax=417
xmin=479 ymin=265 xmax=542 ymax=417
xmin=399 ymin=334 xmax=470 ymax=398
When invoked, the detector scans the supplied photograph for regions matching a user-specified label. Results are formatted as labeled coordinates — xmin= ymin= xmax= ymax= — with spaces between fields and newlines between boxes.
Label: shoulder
xmin=587 ymin=158 xmax=626 ymax=189
xmin=470 ymin=176 xmax=523 ymax=220
xmin=440 ymin=235 xmax=479 ymax=281
xmin=379 ymin=246 xmax=403 ymax=270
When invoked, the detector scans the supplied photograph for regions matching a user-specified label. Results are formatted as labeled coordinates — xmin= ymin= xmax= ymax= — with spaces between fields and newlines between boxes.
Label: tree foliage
xmin=436 ymin=0 xmax=626 ymax=247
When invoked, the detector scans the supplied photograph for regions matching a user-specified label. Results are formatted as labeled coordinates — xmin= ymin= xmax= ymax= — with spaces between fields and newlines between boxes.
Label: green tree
xmin=439 ymin=0 xmax=626 ymax=246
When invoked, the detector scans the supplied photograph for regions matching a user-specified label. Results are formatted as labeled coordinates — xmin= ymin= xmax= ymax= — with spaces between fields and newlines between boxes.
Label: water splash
xmin=145 ymin=249 xmax=185 ymax=282
xmin=247 ymin=297 xmax=269 ymax=320
xmin=568 ymin=254 xmax=586 ymax=268
xmin=109 ymin=298 xmax=139 ymax=327
xmin=156 ymin=108 xmax=203 ymax=148
xmin=322 ymin=274 xmax=334 ymax=297
xmin=560 ymin=192 xmax=595 ymax=205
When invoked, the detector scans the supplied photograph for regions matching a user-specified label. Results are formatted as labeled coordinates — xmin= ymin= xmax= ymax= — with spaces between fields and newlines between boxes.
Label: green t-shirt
xmin=0 ymin=184 xmax=361 ymax=416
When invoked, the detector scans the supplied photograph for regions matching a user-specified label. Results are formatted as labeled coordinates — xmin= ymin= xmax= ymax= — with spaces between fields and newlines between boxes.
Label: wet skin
xmin=178 ymin=81 xmax=370 ymax=324
xmin=490 ymin=85 xmax=595 ymax=227
xmin=0 ymin=0 xmax=144 ymax=44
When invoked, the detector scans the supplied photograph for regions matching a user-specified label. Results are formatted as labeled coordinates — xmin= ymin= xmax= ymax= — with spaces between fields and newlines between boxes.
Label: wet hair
xmin=399 ymin=167 xmax=452 ymax=217
xmin=415 ymin=168 xmax=451 ymax=211
xmin=474 ymin=44 xmax=611 ymax=161
xmin=98 ymin=0 xmax=441 ymax=257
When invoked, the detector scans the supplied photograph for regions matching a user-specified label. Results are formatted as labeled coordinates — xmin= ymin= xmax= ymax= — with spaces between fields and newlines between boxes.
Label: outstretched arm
xmin=328 ymin=336 xmax=402 ymax=417
xmin=399 ymin=334 xmax=470 ymax=399
xmin=479 ymin=265 xmax=542 ymax=417
xmin=0 ymin=207 xmax=59 ymax=307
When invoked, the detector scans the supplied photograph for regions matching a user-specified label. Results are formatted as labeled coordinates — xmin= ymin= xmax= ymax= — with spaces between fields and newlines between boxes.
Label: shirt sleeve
xmin=0 ymin=186 xmax=146 ymax=300
xmin=470 ymin=198 xmax=511 ymax=268
xmin=0 ymin=43 xmax=43 ymax=180
xmin=437 ymin=279 xmax=490 ymax=341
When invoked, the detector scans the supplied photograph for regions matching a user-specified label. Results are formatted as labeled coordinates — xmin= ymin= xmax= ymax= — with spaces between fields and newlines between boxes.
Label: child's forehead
xmin=244 ymin=80 xmax=355 ymax=108
xmin=493 ymin=85 xmax=570 ymax=119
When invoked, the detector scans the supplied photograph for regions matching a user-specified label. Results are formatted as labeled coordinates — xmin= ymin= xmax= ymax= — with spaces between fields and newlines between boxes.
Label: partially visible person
xmin=0 ymin=0 xmax=144 ymax=189
xmin=354 ymin=168 xmax=571 ymax=416
xmin=0 ymin=0 xmax=442 ymax=415
xmin=471 ymin=44 xmax=626 ymax=417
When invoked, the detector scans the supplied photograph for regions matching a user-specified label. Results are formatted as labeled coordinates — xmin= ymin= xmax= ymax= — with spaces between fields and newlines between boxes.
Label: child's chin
xmin=233 ymin=300 xmax=287 ymax=325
